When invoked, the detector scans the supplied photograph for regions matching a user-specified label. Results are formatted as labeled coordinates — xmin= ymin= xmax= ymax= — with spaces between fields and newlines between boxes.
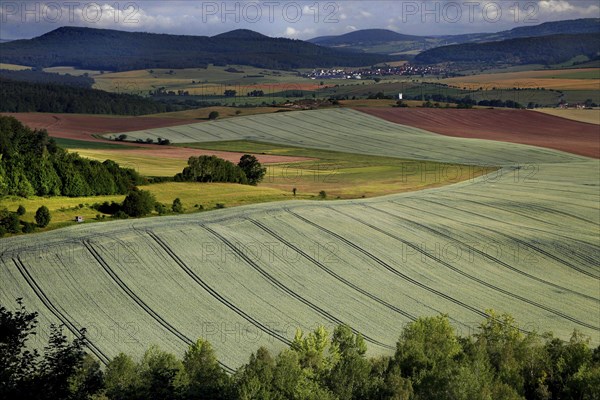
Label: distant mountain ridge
xmin=414 ymin=33 xmax=600 ymax=66
xmin=309 ymin=29 xmax=425 ymax=45
xmin=309 ymin=18 xmax=600 ymax=55
xmin=0 ymin=26 xmax=390 ymax=71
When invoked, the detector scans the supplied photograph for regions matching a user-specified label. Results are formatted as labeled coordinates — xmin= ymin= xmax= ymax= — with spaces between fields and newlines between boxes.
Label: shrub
xmin=16 ymin=205 xmax=26 ymax=216
xmin=21 ymin=222 xmax=35 ymax=233
xmin=319 ymin=190 xmax=327 ymax=199
xmin=121 ymin=189 xmax=156 ymax=217
xmin=215 ymin=203 xmax=225 ymax=209
xmin=0 ymin=226 xmax=6 ymax=237
xmin=113 ymin=210 xmax=129 ymax=219
xmin=172 ymin=198 xmax=184 ymax=213
xmin=34 ymin=206 xmax=51 ymax=228
xmin=155 ymin=202 xmax=168 ymax=215
xmin=208 ymin=111 xmax=219 ymax=120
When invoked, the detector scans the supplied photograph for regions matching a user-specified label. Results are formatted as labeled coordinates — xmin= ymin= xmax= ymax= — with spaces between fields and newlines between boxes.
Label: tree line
xmin=0 ymin=116 xmax=144 ymax=197
xmin=1 ymin=299 xmax=598 ymax=400
xmin=0 ymin=69 xmax=94 ymax=88
xmin=0 ymin=78 xmax=168 ymax=115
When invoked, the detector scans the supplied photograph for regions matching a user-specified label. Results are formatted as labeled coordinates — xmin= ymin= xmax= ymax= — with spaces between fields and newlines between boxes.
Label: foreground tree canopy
xmin=1 ymin=300 xmax=598 ymax=400
xmin=0 ymin=116 xmax=143 ymax=197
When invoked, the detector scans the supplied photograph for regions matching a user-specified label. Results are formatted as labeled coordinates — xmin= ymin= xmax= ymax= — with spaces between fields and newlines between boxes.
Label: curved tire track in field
xmin=145 ymin=230 xmax=292 ymax=348
xmin=393 ymin=199 xmax=597 ymax=259
xmin=82 ymin=240 xmax=235 ymax=373
xmin=418 ymin=199 xmax=600 ymax=279
xmin=280 ymin=210 xmax=490 ymax=320
xmin=466 ymin=191 xmax=599 ymax=227
xmin=201 ymin=224 xmax=396 ymax=350
xmin=13 ymin=257 xmax=111 ymax=365
xmin=242 ymin=220 xmax=406 ymax=350
xmin=361 ymin=204 xmax=599 ymax=303
xmin=328 ymin=207 xmax=599 ymax=332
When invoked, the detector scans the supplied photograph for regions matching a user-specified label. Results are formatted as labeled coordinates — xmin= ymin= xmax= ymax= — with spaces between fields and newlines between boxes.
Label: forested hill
xmin=414 ymin=33 xmax=600 ymax=66
xmin=0 ymin=26 xmax=391 ymax=71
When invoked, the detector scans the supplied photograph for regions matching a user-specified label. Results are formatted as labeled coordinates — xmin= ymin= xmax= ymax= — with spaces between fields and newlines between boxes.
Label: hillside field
xmin=1 ymin=108 xmax=597 ymax=371
xmin=435 ymin=68 xmax=600 ymax=90
xmin=534 ymin=108 xmax=600 ymax=125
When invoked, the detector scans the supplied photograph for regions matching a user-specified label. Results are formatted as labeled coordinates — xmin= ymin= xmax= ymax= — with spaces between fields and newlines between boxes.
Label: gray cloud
xmin=1 ymin=0 xmax=598 ymax=40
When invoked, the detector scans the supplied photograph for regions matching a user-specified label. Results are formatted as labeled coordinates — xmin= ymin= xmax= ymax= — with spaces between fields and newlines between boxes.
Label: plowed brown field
xmin=357 ymin=108 xmax=600 ymax=158
xmin=1 ymin=113 xmax=193 ymax=144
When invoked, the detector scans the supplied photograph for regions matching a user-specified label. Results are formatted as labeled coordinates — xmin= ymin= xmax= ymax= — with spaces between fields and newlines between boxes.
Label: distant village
xmin=305 ymin=64 xmax=448 ymax=80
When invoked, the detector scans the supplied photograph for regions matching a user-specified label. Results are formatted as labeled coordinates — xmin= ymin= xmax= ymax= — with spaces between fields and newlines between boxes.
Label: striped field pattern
xmin=2 ymin=109 xmax=598 ymax=370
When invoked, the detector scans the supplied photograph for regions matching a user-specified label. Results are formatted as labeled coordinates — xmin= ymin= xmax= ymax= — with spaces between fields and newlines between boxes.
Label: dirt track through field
xmin=356 ymin=108 xmax=600 ymax=158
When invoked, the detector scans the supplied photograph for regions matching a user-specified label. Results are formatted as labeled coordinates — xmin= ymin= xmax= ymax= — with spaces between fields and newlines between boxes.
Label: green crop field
xmin=109 ymin=108 xmax=580 ymax=165
xmin=1 ymin=109 xmax=598 ymax=371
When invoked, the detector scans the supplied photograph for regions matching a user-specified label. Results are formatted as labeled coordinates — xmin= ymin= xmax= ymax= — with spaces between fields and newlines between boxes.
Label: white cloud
xmin=538 ymin=0 xmax=575 ymax=13
xmin=285 ymin=26 xmax=299 ymax=36
xmin=360 ymin=10 xmax=373 ymax=18
xmin=347 ymin=25 xmax=358 ymax=31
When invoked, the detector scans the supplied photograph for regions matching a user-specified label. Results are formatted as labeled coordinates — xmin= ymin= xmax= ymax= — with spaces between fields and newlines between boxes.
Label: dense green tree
xmin=104 ymin=354 xmax=140 ymax=400
xmin=138 ymin=345 xmax=184 ymax=400
xmin=25 ymin=153 xmax=62 ymax=196
xmin=236 ymin=347 xmax=275 ymax=400
xmin=3 ymin=157 xmax=35 ymax=197
xmin=182 ymin=339 xmax=230 ymax=400
xmin=327 ymin=325 xmax=372 ymax=399
xmin=393 ymin=315 xmax=461 ymax=398
xmin=121 ymin=189 xmax=156 ymax=217
xmin=37 ymin=325 xmax=88 ymax=400
xmin=175 ymin=155 xmax=248 ymax=184
xmin=0 ymin=116 xmax=142 ymax=198
xmin=475 ymin=310 xmax=526 ymax=392
xmin=238 ymin=154 xmax=267 ymax=185
xmin=1 ymin=210 xmax=21 ymax=233
xmin=0 ymin=299 xmax=39 ymax=399
xmin=68 ymin=354 xmax=104 ymax=400
xmin=0 ymin=162 xmax=8 ymax=195
xmin=16 ymin=205 xmax=26 ymax=216
xmin=1 ymin=299 xmax=95 ymax=400
xmin=172 ymin=198 xmax=184 ymax=213
xmin=35 ymin=206 xmax=51 ymax=228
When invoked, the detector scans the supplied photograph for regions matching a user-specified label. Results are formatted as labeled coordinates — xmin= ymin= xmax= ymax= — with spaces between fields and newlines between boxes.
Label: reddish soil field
xmin=1 ymin=113 xmax=194 ymax=145
xmin=357 ymin=108 xmax=600 ymax=158
xmin=2 ymin=113 xmax=312 ymax=164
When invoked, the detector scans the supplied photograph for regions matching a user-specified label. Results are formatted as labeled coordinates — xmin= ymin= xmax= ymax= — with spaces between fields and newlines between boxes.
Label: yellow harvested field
xmin=0 ymin=63 xmax=31 ymax=70
xmin=437 ymin=68 xmax=600 ymax=90
xmin=534 ymin=108 xmax=600 ymax=125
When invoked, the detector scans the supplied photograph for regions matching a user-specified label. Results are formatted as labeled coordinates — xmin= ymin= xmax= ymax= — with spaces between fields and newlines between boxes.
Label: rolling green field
xmin=110 ymin=108 xmax=580 ymax=165
xmin=1 ymin=108 xmax=597 ymax=371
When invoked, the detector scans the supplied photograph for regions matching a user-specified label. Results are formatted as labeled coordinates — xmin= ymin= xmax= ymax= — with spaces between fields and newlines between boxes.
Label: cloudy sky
xmin=1 ymin=0 xmax=598 ymax=40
